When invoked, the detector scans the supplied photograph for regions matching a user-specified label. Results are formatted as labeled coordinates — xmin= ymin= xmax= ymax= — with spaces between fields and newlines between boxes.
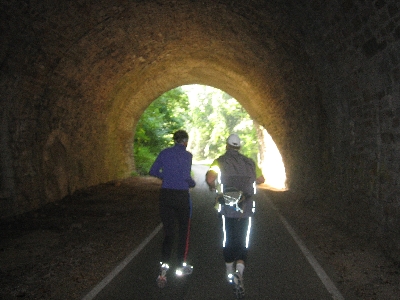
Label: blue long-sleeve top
xmin=149 ymin=143 xmax=196 ymax=190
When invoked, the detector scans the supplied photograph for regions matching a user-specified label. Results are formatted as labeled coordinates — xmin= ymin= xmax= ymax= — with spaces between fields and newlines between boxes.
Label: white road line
xmin=81 ymin=223 xmax=163 ymax=300
xmin=268 ymin=198 xmax=345 ymax=300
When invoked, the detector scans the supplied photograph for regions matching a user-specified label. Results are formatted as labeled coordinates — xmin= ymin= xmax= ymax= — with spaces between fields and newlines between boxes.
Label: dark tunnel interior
xmin=1 ymin=0 xmax=400 ymax=265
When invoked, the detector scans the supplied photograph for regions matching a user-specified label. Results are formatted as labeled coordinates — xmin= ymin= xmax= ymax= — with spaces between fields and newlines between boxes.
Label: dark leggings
xmin=159 ymin=188 xmax=192 ymax=265
xmin=222 ymin=216 xmax=250 ymax=263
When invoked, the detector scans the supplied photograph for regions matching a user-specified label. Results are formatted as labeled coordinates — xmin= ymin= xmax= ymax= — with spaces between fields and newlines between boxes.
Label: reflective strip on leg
xmin=222 ymin=215 xmax=227 ymax=247
xmin=245 ymin=217 xmax=252 ymax=248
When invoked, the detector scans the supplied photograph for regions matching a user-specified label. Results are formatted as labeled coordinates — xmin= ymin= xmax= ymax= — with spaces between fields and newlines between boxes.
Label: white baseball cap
xmin=227 ymin=134 xmax=241 ymax=147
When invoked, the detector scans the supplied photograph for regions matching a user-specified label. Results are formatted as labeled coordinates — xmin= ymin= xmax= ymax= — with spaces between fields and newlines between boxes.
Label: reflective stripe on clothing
xmin=221 ymin=215 xmax=252 ymax=263
xmin=208 ymin=149 xmax=260 ymax=218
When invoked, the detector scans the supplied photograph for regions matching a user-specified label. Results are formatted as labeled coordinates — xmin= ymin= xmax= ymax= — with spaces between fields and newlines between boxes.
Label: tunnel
xmin=1 ymin=0 xmax=400 ymax=261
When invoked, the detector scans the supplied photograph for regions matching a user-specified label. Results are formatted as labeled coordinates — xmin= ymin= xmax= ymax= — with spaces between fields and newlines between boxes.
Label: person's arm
xmin=206 ymin=170 xmax=218 ymax=190
xmin=255 ymin=165 xmax=265 ymax=184
xmin=256 ymin=175 xmax=265 ymax=184
xmin=206 ymin=160 xmax=219 ymax=190
xmin=186 ymin=156 xmax=196 ymax=188
xmin=187 ymin=173 xmax=196 ymax=188
xmin=149 ymin=154 xmax=163 ymax=179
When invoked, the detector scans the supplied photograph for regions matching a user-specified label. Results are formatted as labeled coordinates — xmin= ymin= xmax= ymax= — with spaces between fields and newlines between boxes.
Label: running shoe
xmin=233 ymin=271 xmax=245 ymax=299
xmin=227 ymin=272 xmax=234 ymax=284
xmin=175 ymin=262 xmax=193 ymax=276
xmin=226 ymin=263 xmax=235 ymax=283
xmin=156 ymin=263 xmax=169 ymax=288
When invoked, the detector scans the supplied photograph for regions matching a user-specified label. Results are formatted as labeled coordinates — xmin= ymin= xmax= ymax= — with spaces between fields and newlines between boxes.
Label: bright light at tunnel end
xmin=259 ymin=128 xmax=287 ymax=191
xmin=193 ymin=129 xmax=287 ymax=191
xmin=182 ymin=84 xmax=287 ymax=191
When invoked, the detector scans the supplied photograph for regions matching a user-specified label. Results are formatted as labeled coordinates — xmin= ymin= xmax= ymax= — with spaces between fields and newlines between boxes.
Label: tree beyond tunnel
xmin=1 ymin=0 xmax=400 ymax=261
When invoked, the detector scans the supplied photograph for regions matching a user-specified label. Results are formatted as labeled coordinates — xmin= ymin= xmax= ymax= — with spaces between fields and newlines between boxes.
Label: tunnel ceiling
xmin=2 ymin=0 xmax=324 ymax=211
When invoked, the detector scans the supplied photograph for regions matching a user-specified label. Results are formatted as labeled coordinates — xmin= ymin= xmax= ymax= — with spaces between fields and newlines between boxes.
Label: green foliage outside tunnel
xmin=133 ymin=88 xmax=190 ymax=174
xmin=133 ymin=85 xmax=258 ymax=175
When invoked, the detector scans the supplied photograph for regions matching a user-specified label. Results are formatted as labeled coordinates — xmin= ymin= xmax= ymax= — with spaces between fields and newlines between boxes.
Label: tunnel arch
xmin=38 ymin=0 xmax=320 ymax=200
xmin=4 ymin=0 xmax=400 ymax=260
xmin=2 ymin=0 xmax=323 ymax=215
xmin=105 ymin=54 xmax=319 ymax=194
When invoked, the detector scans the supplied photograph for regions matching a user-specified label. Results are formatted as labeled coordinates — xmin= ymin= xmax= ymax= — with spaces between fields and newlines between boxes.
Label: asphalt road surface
xmin=86 ymin=164 xmax=342 ymax=300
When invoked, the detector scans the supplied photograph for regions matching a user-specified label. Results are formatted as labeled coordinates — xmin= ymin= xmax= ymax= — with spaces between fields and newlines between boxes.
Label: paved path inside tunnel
xmin=84 ymin=165 xmax=343 ymax=300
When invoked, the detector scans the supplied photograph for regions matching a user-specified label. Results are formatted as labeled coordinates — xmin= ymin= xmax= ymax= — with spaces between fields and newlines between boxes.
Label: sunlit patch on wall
xmin=258 ymin=127 xmax=287 ymax=190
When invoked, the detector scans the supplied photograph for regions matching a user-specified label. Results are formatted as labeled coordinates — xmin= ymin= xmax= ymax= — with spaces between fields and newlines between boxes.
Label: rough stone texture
xmin=1 ymin=0 xmax=400 ymax=261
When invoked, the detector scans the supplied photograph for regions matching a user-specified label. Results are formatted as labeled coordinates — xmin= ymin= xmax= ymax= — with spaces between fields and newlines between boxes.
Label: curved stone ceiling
xmin=3 ymin=0 xmax=400 ymax=262
xmin=2 ymin=0 xmax=321 ymax=213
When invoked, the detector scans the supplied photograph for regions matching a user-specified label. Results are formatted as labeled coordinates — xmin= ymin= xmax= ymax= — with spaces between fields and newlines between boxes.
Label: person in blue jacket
xmin=149 ymin=130 xmax=196 ymax=288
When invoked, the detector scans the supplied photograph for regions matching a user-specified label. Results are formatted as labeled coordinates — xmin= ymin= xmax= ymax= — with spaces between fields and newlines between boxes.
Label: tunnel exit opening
xmin=133 ymin=84 xmax=287 ymax=190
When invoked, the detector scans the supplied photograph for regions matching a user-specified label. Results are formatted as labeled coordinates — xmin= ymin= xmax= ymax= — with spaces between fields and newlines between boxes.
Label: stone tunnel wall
xmin=300 ymin=1 xmax=400 ymax=259
xmin=0 ymin=0 xmax=400 ymax=260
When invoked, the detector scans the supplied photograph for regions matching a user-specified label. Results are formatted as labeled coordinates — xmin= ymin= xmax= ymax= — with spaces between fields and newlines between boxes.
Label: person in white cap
xmin=206 ymin=134 xmax=265 ymax=299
